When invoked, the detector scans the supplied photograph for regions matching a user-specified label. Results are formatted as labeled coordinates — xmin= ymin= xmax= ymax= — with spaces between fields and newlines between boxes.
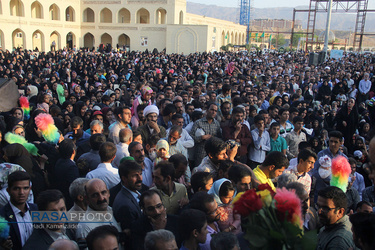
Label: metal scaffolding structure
xmin=291 ymin=0 xmax=373 ymax=51
xmin=239 ymin=0 xmax=251 ymax=43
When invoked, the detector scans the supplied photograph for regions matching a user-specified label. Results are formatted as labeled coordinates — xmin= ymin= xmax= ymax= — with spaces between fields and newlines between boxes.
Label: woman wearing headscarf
xmin=25 ymin=109 xmax=46 ymax=143
xmin=74 ymin=101 xmax=87 ymax=120
xmin=335 ymin=97 xmax=359 ymax=150
xmin=207 ymin=178 xmax=241 ymax=234
xmin=36 ymin=92 xmax=51 ymax=113
xmin=27 ymin=85 xmax=38 ymax=105
xmin=131 ymin=85 xmax=153 ymax=119
xmin=11 ymin=107 xmax=24 ymax=122
xmin=225 ymin=62 xmax=236 ymax=76
xmin=2 ymin=143 xmax=47 ymax=198
xmin=317 ymin=80 xmax=332 ymax=105
xmin=5 ymin=117 xmax=23 ymax=134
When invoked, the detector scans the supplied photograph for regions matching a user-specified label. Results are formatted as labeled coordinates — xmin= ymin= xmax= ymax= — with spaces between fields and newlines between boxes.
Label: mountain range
xmin=186 ymin=2 xmax=375 ymax=32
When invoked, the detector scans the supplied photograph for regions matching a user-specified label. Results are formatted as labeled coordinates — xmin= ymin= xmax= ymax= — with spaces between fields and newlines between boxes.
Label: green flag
xmin=225 ymin=34 xmax=228 ymax=39
xmin=255 ymin=33 xmax=258 ymax=38
xmin=269 ymin=34 xmax=272 ymax=41
xmin=249 ymin=32 xmax=252 ymax=38
xmin=260 ymin=32 xmax=265 ymax=38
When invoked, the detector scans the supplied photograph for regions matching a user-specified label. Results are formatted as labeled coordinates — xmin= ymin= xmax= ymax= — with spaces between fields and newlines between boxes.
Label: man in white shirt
xmin=346 ymin=73 xmax=355 ymax=89
xmin=358 ymin=73 xmax=372 ymax=104
xmin=0 ymin=171 xmax=36 ymax=250
xmin=273 ymin=83 xmax=290 ymax=97
xmin=77 ymin=179 xmax=121 ymax=240
xmin=129 ymin=142 xmax=154 ymax=188
xmin=86 ymin=142 xmax=120 ymax=189
xmin=109 ymin=107 xmax=132 ymax=144
xmin=283 ymin=149 xmax=317 ymax=194
xmin=248 ymin=115 xmax=271 ymax=169
xmin=166 ymin=114 xmax=194 ymax=151
xmin=113 ymin=128 xmax=132 ymax=168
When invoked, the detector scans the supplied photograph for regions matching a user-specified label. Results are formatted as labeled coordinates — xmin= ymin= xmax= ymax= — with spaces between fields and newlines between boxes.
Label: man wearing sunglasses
xmin=316 ymin=186 xmax=355 ymax=250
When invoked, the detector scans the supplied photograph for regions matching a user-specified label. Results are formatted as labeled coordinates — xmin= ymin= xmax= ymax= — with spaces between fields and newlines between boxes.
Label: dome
xmin=318 ymin=30 xmax=336 ymax=42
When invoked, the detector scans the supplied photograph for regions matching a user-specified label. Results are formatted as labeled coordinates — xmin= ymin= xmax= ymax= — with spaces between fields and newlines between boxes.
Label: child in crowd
xmin=269 ymin=122 xmax=287 ymax=156
xmin=154 ymin=139 xmax=170 ymax=165
xmin=208 ymin=178 xmax=241 ymax=234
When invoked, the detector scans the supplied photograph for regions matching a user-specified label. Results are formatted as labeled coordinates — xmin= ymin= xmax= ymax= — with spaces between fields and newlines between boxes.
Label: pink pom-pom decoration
xmin=330 ymin=156 xmax=352 ymax=192
xmin=35 ymin=113 xmax=60 ymax=144
xmin=35 ymin=113 xmax=54 ymax=131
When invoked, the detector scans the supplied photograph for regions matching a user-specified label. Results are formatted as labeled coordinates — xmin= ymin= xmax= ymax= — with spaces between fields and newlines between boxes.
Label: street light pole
xmin=323 ymin=0 xmax=333 ymax=60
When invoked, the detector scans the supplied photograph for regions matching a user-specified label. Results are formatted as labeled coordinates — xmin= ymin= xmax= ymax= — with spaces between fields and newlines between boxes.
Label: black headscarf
xmin=3 ymin=143 xmax=34 ymax=175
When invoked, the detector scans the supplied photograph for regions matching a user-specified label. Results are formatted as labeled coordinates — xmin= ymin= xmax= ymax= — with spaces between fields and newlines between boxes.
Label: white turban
xmin=143 ymin=105 xmax=159 ymax=117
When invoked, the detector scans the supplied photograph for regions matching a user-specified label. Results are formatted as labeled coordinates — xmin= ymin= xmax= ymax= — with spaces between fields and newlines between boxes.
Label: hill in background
xmin=186 ymin=2 xmax=375 ymax=32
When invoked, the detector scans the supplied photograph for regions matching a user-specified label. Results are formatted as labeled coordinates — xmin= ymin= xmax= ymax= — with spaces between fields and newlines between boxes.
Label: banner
xmin=330 ymin=50 xmax=344 ymax=59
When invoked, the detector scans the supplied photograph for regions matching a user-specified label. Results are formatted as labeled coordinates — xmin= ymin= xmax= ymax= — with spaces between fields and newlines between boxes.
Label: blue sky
xmin=187 ymin=0 xmax=375 ymax=9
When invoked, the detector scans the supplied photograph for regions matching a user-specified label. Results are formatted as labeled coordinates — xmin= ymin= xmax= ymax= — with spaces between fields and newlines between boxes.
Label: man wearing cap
xmin=109 ymin=107 xmax=132 ymax=145
xmin=138 ymin=105 xmax=167 ymax=147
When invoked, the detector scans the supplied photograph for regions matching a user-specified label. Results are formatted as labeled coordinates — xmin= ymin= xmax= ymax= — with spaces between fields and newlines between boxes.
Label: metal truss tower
xmin=291 ymin=0 xmax=373 ymax=51
xmin=239 ymin=0 xmax=251 ymax=43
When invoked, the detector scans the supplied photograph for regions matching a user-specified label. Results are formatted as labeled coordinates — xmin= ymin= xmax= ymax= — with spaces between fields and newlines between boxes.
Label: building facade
xmin=0 ymin=0 xmax=247 ymax=53
xmin=251 ymin=19 xmax=302 ymax=30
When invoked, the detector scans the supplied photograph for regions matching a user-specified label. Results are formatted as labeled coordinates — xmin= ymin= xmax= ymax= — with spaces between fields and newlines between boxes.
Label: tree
xmin=291 ymin=33 xmax=304 ymax=48
xmin=221 ymin=45 xmax=228 ymax=51
xmin=271 ymin=34 xmax=286 ymax=48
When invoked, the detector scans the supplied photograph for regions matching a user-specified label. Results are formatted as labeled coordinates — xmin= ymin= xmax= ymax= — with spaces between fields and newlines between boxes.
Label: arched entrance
xmin=50 ymin=31 xmax=60 ymax=50
xmin=31 ymin=1 xmax=43 ymax=19
xmin=0 ymin=30 xmax=4 ymax=49
xmin=100 ymin=8 xmax=112 ymax=23
xmin=84 ymin=33 xmax=94 ymax=48
xmin=118 ymin=8 xmax=130 ymax=23
xmin=101 ymin=33 xmax=112 ymax=46
xmin=177 ymin=29 xmax=196 ymax=54
xmin=65 ymin=6 xmax=75 ymax=21
xmin=221 ymin=31 xmax=225 ymax=46
xmin=49 ymin=4 xmax=60 ymax=20
xmin=32 ymin=30 xmax=44 ymax=51
xmin=136 ymin=8 xmax=150 ymax=24
xmin=118 ymin=34 xmax=130 ymax=50
xmin=156 ymin=8 xmax=166 ymax=24
xmin=66 ymin=32 xmax=76 ymax=49
xmin=179 ymin=11 xmax=183 ymax=25
xmin=10 ymin=0 xmax=24 ymax=16
xmin=12 ymin=29 xmax=25 ymax=49
xmin=83 ymin=8 xmax=94 ymax=22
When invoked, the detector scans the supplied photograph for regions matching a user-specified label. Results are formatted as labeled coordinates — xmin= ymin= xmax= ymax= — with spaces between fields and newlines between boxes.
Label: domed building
xmin=0 ymin=0 xmax=247 ymax=53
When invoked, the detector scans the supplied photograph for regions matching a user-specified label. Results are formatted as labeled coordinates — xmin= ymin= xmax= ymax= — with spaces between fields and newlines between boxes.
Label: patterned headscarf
xmin=141 ymin=86 xmax=153 ymax=99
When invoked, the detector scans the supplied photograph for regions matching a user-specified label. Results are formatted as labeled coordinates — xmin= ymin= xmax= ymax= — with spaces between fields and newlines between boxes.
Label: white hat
xmin=92 ymin=105 xmax=101 ymax=111
xmin=143 ymin=105 xmax=159 ymax=117
xmin=354 ymin=150 xmax=363 ymax=159
xmin=318 ymin=156 xmax=332 ymax=179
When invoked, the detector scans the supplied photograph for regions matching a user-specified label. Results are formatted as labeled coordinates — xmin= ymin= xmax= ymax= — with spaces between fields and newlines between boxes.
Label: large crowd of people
xmin=0 ymin=47 xmax=375 ymax=249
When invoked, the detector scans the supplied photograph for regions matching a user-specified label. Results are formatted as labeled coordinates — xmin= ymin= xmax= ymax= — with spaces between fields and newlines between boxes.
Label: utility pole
xmin=323 ymin=0 xmax=333 ymax=60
